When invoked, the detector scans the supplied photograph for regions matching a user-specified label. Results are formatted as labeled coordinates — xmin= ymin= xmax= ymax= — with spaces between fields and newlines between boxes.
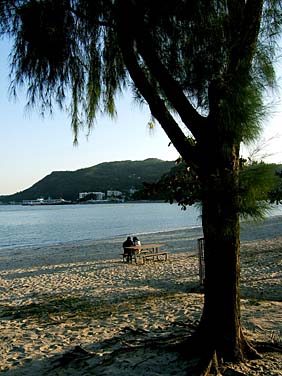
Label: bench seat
xmin=121 ymin=251 xmax=169 ymax=264
xmin=137 ymin=251 xmax=169 ymax=264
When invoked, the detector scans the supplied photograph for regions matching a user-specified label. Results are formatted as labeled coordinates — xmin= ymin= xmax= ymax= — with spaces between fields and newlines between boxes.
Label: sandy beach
xmin=0 ymin=216 xmax=281 ymax=375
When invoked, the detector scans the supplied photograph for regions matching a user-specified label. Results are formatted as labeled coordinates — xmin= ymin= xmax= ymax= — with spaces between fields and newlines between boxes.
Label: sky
xmin=1 ymin=39 xmax=282 ymax=196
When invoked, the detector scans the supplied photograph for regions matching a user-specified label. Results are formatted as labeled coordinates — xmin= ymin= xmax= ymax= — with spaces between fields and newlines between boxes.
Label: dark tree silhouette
xmin=1 ymin=1 xmax=281 ymax=373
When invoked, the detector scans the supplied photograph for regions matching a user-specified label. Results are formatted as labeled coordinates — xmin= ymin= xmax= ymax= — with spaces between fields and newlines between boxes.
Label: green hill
xmin=0 ymin=158 xmax=175 ymax=203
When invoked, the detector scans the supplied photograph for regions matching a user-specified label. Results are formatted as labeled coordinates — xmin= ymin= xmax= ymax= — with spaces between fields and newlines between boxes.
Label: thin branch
xmin=66 ymin=4 xmax=114 ymax=28
xmin=228 ymin=0 xmax=264 ymax=71
xmin=135 ymin=33 xmax=206 ymax=141
xmin=240 ymin=0 xmax=264 ymax=64
xmin=116 ymin=25 xmax=199 ymax=167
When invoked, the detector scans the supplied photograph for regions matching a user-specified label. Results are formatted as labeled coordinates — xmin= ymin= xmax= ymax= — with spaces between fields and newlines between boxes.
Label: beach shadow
xmin=2 ymin=260 xmax=119 ymax=279
xmin=0 ymin=295 xmax=115 ymax=322
xmin=0 ymin=322 xmax=195 ymax=376
xmin=241 ymin=284 xmax=282 ymax=302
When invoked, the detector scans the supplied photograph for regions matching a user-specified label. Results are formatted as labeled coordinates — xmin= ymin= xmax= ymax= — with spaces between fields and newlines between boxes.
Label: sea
xmin=0 ymin=202 xmax=281 ymax=251
xmin=0 ymin=202 xmax=202 ymax=250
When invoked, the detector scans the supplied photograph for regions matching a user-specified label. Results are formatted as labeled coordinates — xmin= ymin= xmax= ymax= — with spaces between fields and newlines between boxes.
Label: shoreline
xmin=1 ymin=214 xmax=282 ymax=269
xmin=0 ymin=216 xmax=281 ymax=375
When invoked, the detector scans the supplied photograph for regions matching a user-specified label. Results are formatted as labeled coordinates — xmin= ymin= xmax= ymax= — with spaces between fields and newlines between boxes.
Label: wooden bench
xmin=121 ymin=252 xmax=144 ymax=263
xmin=121 ymin=251 xmax=169 ymax=264
xmin=121 ymin=252 xmax=139 ymax=263
xmin=121 ymin=253 xmax=131 ymax=262
xmin=137 ymin=251 xmax=169 ymax=264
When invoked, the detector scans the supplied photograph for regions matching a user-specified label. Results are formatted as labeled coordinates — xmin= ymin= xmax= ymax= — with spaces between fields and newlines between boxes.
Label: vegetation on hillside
xmin=134 ymin=161 xmax=282 ymax=213
xmin=0 ymin=159 xmax=174 ymax=202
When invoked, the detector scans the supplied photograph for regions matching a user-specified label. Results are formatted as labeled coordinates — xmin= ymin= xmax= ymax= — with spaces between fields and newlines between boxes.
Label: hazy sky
xmin=1 ymin=39 xmax=282 ymax=196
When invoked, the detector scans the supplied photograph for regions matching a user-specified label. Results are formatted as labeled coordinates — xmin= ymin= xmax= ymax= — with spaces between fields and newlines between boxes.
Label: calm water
xmin=1 ymin=202 xmax=281 ymax=251
xmin=0 ymin=203 xmax=202 ymax=250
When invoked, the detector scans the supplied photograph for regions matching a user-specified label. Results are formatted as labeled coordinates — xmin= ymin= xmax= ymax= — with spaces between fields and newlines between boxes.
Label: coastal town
xmin=21 ymin=189 xmax=137 ymax=206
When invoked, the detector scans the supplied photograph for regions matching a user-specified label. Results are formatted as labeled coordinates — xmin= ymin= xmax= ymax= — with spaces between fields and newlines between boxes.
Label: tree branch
xmin=116 ymin=27 xmax=199 ymax=167
xmin=135 ymin=34 xmax=206 ymax=141
xmin=240 ymin=0 xmax=264 ymax=64
xmin=228 ymin=0 xmax=264 ymax=71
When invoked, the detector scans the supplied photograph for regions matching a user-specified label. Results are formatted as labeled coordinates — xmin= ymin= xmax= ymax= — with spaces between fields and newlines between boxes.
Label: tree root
xmin=255 ymin=341 xmax=282 ymax=354
xmin=241 ymin=336 xmax=262 ymax=360
xmin=51 ymin=345 xmax=94 ymax=369
xmin=175 ymin=330 xmax=263 ymax=375
xmin=187 ymin=350 xmax=222 ymax=376
xmin=49 ymin=325 xmax=279 ymax=376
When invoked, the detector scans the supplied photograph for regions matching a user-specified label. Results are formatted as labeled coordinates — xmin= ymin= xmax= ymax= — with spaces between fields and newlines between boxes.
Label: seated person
xmin=133 ymin=236 xmax=141 ymax=254
xmin=122 ymin=236 xmax=134 ymax=262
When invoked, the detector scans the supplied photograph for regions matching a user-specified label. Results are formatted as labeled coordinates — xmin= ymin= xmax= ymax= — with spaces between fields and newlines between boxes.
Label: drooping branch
xmin=240 ymin=0 xmax=264 ymax=64
xmin=116 ymin=25 xmax=199 ymax=167
xmin=113 ymin=0 xmax=206 ymax=142
xmin=228 ymin=0 xmax=264 ymax=72
xmin=67 ymin=4 xmax=113 ymax=28
xmin=135 ymin=33 xmax=207 ymax=141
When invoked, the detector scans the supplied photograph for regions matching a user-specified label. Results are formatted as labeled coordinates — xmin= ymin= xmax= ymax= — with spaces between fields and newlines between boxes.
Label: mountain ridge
xmin=0 ymin=158 xmax=175 ymax=203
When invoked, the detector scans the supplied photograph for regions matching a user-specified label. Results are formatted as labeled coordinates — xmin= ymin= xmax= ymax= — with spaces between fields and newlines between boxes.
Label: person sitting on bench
xmin=122 ymin=236 xmax=134 ymax=263
xmin=133 ymin=236 xmax=141 ymax=252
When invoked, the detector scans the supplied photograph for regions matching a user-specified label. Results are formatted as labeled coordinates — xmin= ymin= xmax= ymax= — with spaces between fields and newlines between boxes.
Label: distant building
xmin=107 ymin=190 xmax=122 ymax=198
xmin=79 ymin=192 xmax=105 ymax=200
xmin=129 ymin=187 xmax=138 ymax=195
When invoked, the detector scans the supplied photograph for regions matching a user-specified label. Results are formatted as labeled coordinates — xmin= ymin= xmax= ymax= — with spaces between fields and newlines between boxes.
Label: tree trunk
xmin=195 ymin=140 xmax=246 ymax=362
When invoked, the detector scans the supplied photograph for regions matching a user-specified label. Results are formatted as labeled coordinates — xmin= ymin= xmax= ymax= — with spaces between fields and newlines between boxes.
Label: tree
xmin=138 ymin=160 xmax=281 ymax=216
xmin=1 ymin=1 xmax=281 ymax=373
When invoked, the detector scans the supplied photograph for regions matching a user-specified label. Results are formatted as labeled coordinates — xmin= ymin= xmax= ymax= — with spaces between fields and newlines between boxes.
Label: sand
xmin=0 ymin=216 xmax=281 ymax=375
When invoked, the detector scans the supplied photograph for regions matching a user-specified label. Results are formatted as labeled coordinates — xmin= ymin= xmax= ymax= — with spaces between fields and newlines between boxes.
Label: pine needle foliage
xmin=0 ymin=0 xmax=281 ymax=146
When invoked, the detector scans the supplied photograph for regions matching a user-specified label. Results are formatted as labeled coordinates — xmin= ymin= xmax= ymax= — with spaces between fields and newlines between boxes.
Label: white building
xmin=79 ymin=192 xmax=105 ymax=200
xmin=107 ymin=190 xmax=122 ymax=198
xmin=129 ymin=187 xmax=138 ymax=195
